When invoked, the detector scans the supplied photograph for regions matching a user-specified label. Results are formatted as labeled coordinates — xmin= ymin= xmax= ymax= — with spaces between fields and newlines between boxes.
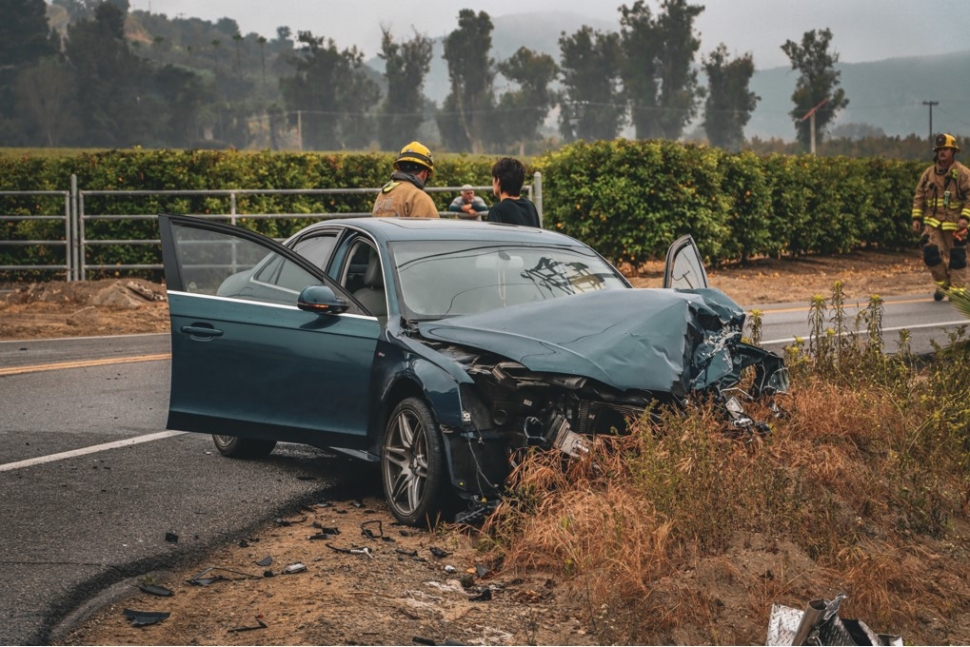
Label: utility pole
xmin=297 ymin=110 xmax=303 ymax=151
xmin=922 ymin=100 xmax=939 ymax=145
xmin=801 ymin=97 xmax=829 ymax=156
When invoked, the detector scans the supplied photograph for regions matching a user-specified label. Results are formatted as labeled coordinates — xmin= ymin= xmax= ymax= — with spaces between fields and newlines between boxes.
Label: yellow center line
xmin=0 ymin=353 xmax=171 ymax=377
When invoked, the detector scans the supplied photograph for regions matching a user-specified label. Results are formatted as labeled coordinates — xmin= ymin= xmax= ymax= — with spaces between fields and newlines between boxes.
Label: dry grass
xmin=483 ymin=337 xmax=970 ymax=644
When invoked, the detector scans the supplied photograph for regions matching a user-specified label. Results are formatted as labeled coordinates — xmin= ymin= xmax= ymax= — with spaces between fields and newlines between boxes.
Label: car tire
xmin=382 ymin=397 xmax=452 ymax=526
xmin=211 ymin=434 xmax=277 ymax=459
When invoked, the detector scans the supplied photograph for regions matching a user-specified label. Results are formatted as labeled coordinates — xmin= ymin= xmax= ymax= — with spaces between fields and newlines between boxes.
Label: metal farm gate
xmin=0 ymin=174 xmax=542 ymax=281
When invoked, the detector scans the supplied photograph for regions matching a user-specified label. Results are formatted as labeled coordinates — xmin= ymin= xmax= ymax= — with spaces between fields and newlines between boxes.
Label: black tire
xmin=381 ymin=397 xmax=452 ymax=526
xmin=211 ymin=434 xmax=277 ymax=459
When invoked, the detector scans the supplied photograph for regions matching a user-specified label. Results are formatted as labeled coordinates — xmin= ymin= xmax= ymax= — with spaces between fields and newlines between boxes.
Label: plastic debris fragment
xmin=123 ymin=608 xmax=170 ymax=627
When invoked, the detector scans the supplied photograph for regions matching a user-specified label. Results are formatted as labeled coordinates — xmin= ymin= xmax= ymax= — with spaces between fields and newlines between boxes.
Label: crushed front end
xmin=415 ymin=287 xmax=789 ymax=520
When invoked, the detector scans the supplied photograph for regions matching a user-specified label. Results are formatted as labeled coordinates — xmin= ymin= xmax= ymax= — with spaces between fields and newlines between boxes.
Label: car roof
xmin=294 ymin=217 xmax=584 ymax=247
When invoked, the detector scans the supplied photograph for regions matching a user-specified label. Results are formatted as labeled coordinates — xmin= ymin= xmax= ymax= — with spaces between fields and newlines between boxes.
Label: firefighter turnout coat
xmin=912 ymin=161 xmax=970 ymax=232
xmin=372 ymin=173 xmax=440 ymax=219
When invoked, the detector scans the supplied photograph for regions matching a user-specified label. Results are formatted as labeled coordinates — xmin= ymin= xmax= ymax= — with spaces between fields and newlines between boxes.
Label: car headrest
xmin=363 ymin=252 xmax=384 ymax=288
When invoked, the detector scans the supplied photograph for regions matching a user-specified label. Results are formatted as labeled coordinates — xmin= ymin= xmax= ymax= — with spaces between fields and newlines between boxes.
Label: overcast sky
xmin=127 ymin=0 xmax=970 ymax=70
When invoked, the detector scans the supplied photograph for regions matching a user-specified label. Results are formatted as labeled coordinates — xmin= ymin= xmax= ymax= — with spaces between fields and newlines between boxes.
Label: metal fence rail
xmin=0 ymin=174 xmax=542 ymax=281
xmin=0 ymin=188 xmax=73 ymax=280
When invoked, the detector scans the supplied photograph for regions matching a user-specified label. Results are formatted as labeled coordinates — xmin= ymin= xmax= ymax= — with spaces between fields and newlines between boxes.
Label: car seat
xmin=353 ymin=252 xmax=387 ymax=321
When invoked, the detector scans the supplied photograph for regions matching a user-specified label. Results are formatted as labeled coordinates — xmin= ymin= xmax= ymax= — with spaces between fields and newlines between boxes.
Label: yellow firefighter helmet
xmin=934 ymin=133 xmax=960 ymax=152
xmin=394 ymin=141 xmax=434 ymax=176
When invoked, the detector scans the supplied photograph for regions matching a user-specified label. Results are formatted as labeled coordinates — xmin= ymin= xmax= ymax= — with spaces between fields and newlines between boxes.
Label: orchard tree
xmin=438 ymin=9 xmax=496 ymax=153
xmin=557 ymin=26 xmax=625 ymax=142
xmin=781 ymin=28 xmax=848 ymax=148
xmin=495 ymin=47 xmax=559 ymax=153
xmin=0 ymin=0 xmax=60 ymax=144
xmin=620 ymin=0 xmax=704 ymax=140
xmin=279 ymin=31 xmax=380 ymax=150
xmin=377 ymin=27 xmax=433 ymax=151
xmin=14 ymin=59 xmax=78 ymax=146
xmin=64 ymin=1 xmax=150 ymax=146
xmin=702 ymin=44 xmax=759 ymax=151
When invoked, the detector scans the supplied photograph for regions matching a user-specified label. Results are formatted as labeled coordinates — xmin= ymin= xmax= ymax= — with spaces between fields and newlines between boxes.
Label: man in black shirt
xmin=486 ymin=157 xmax=540 ymax=227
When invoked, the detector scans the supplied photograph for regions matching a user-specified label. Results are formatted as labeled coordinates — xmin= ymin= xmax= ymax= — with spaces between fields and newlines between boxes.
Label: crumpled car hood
xmin=418 ymin=288 xmax=747 ymax=396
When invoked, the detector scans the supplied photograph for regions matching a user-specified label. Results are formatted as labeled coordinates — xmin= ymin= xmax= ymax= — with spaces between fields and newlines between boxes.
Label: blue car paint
xmin=167 ymin=291 xmax=380 ymax=445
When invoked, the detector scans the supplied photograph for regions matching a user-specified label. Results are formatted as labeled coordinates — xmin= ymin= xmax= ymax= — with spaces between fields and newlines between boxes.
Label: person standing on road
xmin=372 ymin=141 xmax=440 ymax=218
xmin=912 ymin=133 xmax=970 ymax=300
xmin=486 ymin=157 xmax=540 ymax=228
xmin=447 ymin=184 xmax=489 ymax=220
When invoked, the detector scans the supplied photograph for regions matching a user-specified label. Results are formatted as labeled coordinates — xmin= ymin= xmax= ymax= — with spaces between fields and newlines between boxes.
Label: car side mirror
xmin=298 ymin=285 xmax=349 ymax=315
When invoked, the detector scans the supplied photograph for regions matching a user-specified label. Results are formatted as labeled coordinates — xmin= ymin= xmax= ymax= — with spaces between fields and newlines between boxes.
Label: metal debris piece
xmin=228 ymin=615 xmax=268 ymax=632
xmin=766 ymin=594 xmax=903 ymax=646
xmin=138 ymin=584 xmax=173 ymax=597
xmin=325 ymin=543 xmax=372 ymax=558
xmin=123 ymin=608 xmax=170 ymax=627
xmin=282 ymin=562 xmax=307 ymax=574
xmin=468 ymin=588 xmax=492 ymax=602
xmin=274 ymin=515 xmax=307 ymax=527
xmin=187 ymin=565 xmax=260 ymax=586
xmin=361 ymin=519 xmax=395 ymax=541
xmin=362 ymin=519 xmax=384 ymax=539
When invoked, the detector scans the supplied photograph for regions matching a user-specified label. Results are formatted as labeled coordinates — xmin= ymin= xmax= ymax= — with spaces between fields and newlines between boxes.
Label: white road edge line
xmin=762 ymin=319 xmax=969 ymax=346
xmin=0 ymin=430 xmax=187 ymax=473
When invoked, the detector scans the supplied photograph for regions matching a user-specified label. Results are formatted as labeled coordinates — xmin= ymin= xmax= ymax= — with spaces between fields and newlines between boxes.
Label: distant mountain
xmin=367 ymin=11 xmax=970 ymax=142
xmin=748 ymin=51 xmax=970 ymax=140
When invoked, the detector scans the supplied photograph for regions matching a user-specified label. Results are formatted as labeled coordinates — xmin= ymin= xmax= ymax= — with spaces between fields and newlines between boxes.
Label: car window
xmin=390 ymin=241 xmax=627 ymax=319
xmin=291 ymin=233 xmax=338 ymax=271
xmin=340 ymin=240 xmax=377 ymax=294
xmin=663 ymin=235 xmax=709 ymax=290
xmin=170 ymin=221 xmax=323 ymax=306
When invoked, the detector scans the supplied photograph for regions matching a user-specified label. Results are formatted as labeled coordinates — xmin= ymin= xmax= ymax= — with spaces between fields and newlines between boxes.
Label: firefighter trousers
xmin=922 ymin=226 xmax=968 ymax=290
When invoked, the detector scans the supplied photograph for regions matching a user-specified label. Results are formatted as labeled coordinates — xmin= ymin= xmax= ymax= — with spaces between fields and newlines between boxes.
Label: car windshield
xmin=391 ymin=240 xmax=628 ymax=319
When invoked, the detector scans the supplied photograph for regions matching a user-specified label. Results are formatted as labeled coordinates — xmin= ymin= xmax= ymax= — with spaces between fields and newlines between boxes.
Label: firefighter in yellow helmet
xmin=372 ymin=141 xmax=440 ymax=218
xmin=912 ymin=133 xmax=970 ymax=300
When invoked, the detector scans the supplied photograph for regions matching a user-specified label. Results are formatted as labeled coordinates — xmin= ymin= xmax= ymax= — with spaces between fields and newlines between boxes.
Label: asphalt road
xmin=0 ymin=293 xmax=965 ymax=644
xmin=0 ymin=334 xmax=376 ymax=645
xmin=756 ymin=293 xmax=968 ymax=355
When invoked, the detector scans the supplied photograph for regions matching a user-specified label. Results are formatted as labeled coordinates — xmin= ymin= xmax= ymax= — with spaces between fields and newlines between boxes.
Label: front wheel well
xmin=382 ymin=378 xmax=426 ymax=428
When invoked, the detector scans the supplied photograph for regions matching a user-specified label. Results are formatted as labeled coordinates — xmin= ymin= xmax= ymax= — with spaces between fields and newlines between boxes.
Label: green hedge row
xmin=0 ymin=143 xmax=925 ymax=278
xmin=536 ymin=140 xmax=923 ymax=266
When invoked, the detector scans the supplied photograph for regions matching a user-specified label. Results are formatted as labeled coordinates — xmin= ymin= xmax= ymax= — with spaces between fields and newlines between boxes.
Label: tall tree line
xmin=0 ymin=0 xmax=847 ymax=152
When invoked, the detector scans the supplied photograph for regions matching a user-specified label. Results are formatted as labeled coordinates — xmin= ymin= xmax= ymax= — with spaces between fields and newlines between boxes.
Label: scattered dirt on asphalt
xmin=56 ymin=496 xmax=594 ymax=647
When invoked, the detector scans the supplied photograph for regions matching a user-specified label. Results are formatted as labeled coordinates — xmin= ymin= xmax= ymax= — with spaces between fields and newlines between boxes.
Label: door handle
xmin=180 ymin=325 xmax=224 ymax=339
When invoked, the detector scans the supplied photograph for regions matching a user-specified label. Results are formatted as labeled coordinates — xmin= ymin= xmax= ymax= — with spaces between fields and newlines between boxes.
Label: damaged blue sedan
xmin=159 ymin=215 xmax=787 ymax=525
